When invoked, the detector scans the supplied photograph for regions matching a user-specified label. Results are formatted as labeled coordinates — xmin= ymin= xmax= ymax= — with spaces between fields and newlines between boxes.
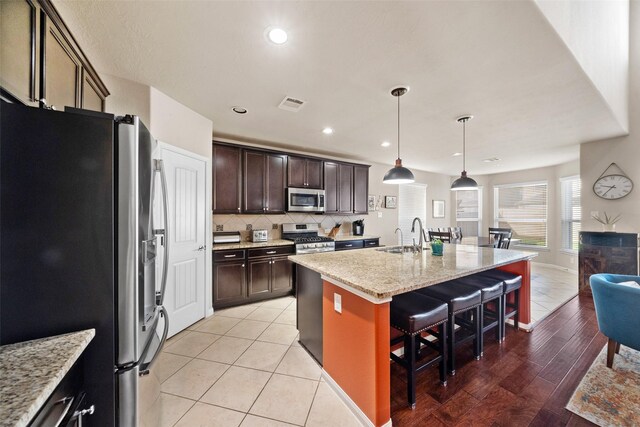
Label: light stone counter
xmin=331 ymin=235 xmax=380 ymax=241
xmin=212 ymin=239 xmax=294 ymax=251
xmin=0 ymin=329 xmax=95 ymax=427
xmin=289 ymin=244 xmax=536 ymax=301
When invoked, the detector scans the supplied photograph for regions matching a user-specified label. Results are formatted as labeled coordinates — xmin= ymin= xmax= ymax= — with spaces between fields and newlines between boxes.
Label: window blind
xmin=398 ymin=184 xmax=427 ymax=245
xmin=455 ymin=188 xmax=482 ymax=237
xmin=561 ymin=176 xmax=581 ymax=251
xmin=494 ymin=182 xmax=548 ymax=247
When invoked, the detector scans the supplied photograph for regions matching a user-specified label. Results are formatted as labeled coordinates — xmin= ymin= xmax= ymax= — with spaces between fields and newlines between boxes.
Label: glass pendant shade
xmin=384 ymin=158 xmax=415 ymax=184
xmin=383 ymin=86 xmax=414 ymax=184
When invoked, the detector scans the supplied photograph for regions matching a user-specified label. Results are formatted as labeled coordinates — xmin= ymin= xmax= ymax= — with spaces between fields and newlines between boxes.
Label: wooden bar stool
xmin=390 ymin=292 xmax=448 ymax=408
xmin=417 ymin=282 xmax=482 ymax=375
xmin=476 ymin=269 xmax=523 ymax=339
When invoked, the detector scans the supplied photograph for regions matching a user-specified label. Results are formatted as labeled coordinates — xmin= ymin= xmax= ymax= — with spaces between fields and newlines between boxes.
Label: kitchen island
xmin=289 ymin=244 xmax=536 ymax=427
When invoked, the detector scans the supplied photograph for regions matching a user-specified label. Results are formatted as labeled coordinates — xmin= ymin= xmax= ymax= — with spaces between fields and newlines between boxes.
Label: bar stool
xmin=390 ymin=292 xmax=448 ymax=408
xmin=417 ymin=282 xmax=482 ymax=375
xmin=476 ymin=269 xmax=523 ymax=339
xmin=452 ymin=274 xmax=505 ymax=355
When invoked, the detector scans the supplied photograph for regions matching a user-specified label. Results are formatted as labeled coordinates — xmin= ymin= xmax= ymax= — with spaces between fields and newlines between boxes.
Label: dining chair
xmin=429 ymin=231 xmax=452 ymax=243
xmin=450 ymin=227 xmax=463 ymax=241
xmin=489 ymin=227 xmax=512 ymax=248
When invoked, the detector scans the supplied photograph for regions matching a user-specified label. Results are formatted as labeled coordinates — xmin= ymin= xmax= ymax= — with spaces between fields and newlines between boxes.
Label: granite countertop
xmin=212 ymin=239 xmax=294 ymax=251
xmin=331 ymin=235 xmax=380 ymax=242
xmin=0 ymin=329 xmax=95 ymax=427
xmin=289 ymin=244 xmax=536 ymax=300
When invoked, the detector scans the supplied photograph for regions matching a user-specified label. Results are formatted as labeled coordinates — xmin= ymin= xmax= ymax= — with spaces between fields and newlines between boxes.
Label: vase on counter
xmin=431 ymin=242 xmax=443 ymax=256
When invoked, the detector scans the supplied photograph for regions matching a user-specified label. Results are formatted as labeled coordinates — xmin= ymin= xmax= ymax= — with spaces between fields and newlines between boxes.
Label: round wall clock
xmin=593 ymin=173 xmax=634 ymax=200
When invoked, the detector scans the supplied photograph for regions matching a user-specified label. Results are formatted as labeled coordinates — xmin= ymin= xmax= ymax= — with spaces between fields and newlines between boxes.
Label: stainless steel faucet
xmin=411 ymin=217 xmax=424 ymax=251
xmin=394 ymin=227 xmax=403 ymax=246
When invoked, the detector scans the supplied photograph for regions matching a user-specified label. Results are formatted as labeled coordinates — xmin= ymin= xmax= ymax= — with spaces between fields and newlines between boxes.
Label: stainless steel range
xmin=282 ymin=223 xmax=335 ymax=254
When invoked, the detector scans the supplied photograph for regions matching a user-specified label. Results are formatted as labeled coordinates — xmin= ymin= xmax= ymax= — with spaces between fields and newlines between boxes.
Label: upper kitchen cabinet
xmin=213 ymin=143 xmax=242 ymax=214
xmin=288 ymin=156 xmax=323 ymax=189
xmin=243 ymin=150 xmax=286 ymax=214
xmin=0 ymin=0 xmax=39 ymax=106
xmin=0 ymin=0 xmax=108 ymax=110
xmin=338 ymin=163 xmax=353 ymax=213
xmin=353 ymin=165 xmax=370 ymax=214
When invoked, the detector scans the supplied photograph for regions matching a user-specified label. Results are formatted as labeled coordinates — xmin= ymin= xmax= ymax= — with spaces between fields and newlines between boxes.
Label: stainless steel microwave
xmin=287 ymin=188 xmax=325 ymax=212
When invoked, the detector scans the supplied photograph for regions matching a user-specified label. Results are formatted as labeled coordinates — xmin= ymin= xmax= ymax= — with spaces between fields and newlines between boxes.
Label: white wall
xmin=580 ymin=0 xmax=640 ymax=235
xmin=535 ymin=0 xmax=629 ymax=131
xmin=102 ymin=74 xmax=151 ymax=125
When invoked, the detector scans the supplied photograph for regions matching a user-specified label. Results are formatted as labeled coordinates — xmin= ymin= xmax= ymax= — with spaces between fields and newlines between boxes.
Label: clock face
xmin=593 ymin=174 xmax=634 ymax=200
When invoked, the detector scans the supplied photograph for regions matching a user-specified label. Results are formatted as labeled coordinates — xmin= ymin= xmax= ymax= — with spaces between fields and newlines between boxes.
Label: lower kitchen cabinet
xmin=213 ymin=246 xmax=293 ymax=309
xmin=213 ymin=250 xmax=246 ymax=307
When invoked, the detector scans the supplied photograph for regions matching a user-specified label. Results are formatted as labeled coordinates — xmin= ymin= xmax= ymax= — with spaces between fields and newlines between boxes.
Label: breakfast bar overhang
xmin=290 ymin=244 xmax=536 ymax=427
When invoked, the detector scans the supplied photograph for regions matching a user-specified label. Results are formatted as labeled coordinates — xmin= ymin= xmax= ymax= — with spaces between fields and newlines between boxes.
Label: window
xmin=494 ymin=182 xmax=548 ymax=247
xmin=561 ymin=176 xmax=581 ymax=252
xmin=398 ymin=184 xmax=427 ymax=245
xmin=455 ymin=188 xmax=482 ymax=237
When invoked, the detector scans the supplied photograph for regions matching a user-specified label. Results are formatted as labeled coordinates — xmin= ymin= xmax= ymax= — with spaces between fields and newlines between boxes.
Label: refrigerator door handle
xmin=154 ymin=159 xmax=170 ymax=306
xmin=139 ymin=306 xmax=169 ymax=376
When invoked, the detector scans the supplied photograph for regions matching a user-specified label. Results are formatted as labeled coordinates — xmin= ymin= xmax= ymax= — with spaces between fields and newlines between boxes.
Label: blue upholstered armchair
xmin=590 ymin=274 xmax=640 ymax=368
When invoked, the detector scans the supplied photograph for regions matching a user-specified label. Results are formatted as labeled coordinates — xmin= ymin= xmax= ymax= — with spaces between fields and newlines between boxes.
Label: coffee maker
xmin=352 ymin=219 xmax=364 ymax=236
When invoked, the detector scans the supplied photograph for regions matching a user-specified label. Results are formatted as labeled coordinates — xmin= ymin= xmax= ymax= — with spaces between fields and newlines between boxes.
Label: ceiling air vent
xmin=278 ymin=96 xmax=306 ymax=112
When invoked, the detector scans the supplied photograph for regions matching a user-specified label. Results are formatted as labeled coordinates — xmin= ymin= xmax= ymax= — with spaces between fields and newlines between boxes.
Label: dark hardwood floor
xmin=390 ymin=293 xmax=604 ymax=426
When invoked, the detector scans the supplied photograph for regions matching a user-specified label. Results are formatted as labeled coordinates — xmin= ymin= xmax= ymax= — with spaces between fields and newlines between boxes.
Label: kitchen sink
xmin=376 ymin=245 xmax=423 ymax=254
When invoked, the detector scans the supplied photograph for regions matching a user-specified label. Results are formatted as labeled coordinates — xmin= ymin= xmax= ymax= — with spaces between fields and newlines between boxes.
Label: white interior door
xmin=158 ymin=145 xmax=207 ymax=337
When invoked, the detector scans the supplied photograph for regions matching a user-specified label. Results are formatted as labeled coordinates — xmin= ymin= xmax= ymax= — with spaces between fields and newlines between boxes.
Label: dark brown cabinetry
xmin=213 ymin=250 xmax=246 ymax=306
xmin=335 ymin=238 xmax=379 ymax=251
xmin=243 ymin=150 xmax=286 ymax=214
xmin=324 ymin=162 xmax=364 ymax=214
xmin=213 ymin=245 xmax=294 ymax=309
xmin=0 ymin=0 xmax=108 ymax=110
xmin=353 ymin=165 xmax=369 ymax=214
xmin=288 ymin=156 xmax=323 ymax=189
xmin=213 ymin=144 xmax=242 ymax=214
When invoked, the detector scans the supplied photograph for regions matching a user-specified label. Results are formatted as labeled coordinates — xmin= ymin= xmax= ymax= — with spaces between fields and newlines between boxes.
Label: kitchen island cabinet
xmin=289 ymin=245 xmax=535 ymax=427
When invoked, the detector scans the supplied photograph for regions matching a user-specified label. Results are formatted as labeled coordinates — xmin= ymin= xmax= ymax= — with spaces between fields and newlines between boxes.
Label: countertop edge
xmin=290 ymin=249 xmax=537 ymax=300
xmin=212 ymin=239 xmax=294 ymax=251
xmin=1 ymin=329 xmax=95 ymax=427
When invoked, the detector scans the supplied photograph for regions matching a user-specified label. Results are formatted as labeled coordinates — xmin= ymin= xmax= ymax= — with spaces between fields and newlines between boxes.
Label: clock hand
xmin=602 ymin=185 xmax=616 ymax=196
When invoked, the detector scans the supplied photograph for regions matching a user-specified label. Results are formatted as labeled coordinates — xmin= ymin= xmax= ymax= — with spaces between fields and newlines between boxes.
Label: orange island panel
xmin=322 ymin=280 xmax=391 ymax=427
xmin=497 ymin=259 xmax=531 ymax=325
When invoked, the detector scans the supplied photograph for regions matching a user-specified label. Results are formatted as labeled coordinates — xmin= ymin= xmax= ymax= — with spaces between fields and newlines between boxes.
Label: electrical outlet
xmin=377 ymin=211 xmax=383 ymax=218
xmin=215 ymin=224 xmax=223 ymax=231
xmin=570 ymin=257 xmax=575 ymax=265
xmin=272 ymin=223 xmax=278 ymax=230
xmin=334 ymin=293 xmax=342 ymax=314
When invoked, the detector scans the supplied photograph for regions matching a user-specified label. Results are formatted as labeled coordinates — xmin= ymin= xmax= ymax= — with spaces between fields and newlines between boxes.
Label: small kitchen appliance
xmin=282 ymin=223 xmax=335 ymax=254
xmin=251 ymin=229 xmax=268 ymax=242
xmin=352 ymin=219 xmax=365 ymax=236
xmin=213 ymin=231 xmax=241 ymax=244
xmin=286 ymin=188 xmax=325 ymax=213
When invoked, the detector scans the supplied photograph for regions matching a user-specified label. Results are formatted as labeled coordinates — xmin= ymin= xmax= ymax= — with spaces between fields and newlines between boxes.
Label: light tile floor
xmin=150 ymin=296 xmax=362 ymax=427
xmin=529 ymin=262 xmax=579 ymax=324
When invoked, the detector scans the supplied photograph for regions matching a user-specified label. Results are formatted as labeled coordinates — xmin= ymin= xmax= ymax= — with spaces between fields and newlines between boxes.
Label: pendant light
xmin=383 ymin=87 xmax=415 ymax=184
xmin=450 ymin=115 xmax=478 ymax=191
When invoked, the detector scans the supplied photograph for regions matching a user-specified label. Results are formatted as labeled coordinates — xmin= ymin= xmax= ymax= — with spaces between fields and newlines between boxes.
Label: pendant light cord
xmin=462 ymin=118 xmax=466 ymax=172
xmin=397 ymin=93 xmax=401 ymax=160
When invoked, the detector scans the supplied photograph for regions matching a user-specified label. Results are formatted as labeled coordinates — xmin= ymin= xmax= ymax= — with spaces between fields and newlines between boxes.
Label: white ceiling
xmin=54 ymin=0 xmax=627 ymax=175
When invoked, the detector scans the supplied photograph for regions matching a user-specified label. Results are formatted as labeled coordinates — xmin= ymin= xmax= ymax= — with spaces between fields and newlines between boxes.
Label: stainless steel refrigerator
xmin=0 ymin=101 xmax=170 ymax=426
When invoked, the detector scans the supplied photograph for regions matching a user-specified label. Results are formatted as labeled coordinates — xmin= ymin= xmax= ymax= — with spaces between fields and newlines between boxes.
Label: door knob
xmin=196 ymin=245 xmax=206 ymax=251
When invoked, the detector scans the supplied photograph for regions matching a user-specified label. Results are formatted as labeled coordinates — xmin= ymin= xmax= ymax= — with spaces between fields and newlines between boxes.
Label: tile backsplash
xmin=212 ymin=213 xmax=365 ymax=241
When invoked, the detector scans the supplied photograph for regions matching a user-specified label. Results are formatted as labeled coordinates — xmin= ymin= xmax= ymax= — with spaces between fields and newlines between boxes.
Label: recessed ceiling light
xmin=381 ymin=141 xmax=391 ymax=147
xmin=322 ymin=127 xmax=334 ymax=135
xmin=267 ymin=28 xmax=288 ymax=44
xmin=232 ymin=106 xmax=247 ymax=114
xmin=452 ymin=152 xmax=462 ymax=157
xmin=483 ymin=157 xmax=501 ymax=162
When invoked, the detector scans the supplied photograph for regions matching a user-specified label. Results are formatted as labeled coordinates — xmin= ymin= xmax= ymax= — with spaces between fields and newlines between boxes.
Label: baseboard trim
xmin=532 ymin=261 xmax=578 ymax=275
xmin=321 ymin=370 xmax=392 ymax=427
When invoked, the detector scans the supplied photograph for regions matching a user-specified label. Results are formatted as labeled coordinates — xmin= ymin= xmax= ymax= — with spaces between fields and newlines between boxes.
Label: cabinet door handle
xmin=237 ymin=207 xmax=241 ymax=212
xmin=345 ymin=244 xmax=353 ymax=247
xmin=224 ymin=254 xmax=236 ymax=258
xmin=266 ymin=207 xmax=269 ymax=211
xmin=266 ymin=250 xmax=277 ymax=254
xmin=242 ymin=264 xmax=245 ymax=268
